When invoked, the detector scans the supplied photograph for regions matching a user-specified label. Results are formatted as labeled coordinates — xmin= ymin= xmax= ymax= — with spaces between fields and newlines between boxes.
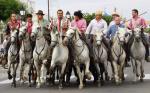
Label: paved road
xmin=0 ymin=62 xmax=150 ymax=93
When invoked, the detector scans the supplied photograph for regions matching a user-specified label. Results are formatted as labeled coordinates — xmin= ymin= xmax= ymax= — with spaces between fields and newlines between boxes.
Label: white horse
xmin=7 ymin=30 xmax=19 ymax=87
xmin=50 ymin=30 xmax=69 ymax=89
xmin=93 ymin=30 xmax=109 ymax=86
xmin=130 ymin=28 xmax=146 ymax=82
xmin=19 ymin=25 xmax=33 ymax=87
xmin=31 ymin=25 xmax=51 ymax=88
xmin=111 ymin=27 xmax=126 ymax=85
xmin=64 ymin=29 xmax=92 ymax=89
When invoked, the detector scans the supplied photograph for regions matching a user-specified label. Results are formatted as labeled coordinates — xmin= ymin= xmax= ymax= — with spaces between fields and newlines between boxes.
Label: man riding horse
xmin=3 ymin=11 xmax=21 ymax=62
xmin=85 ymin=10 xmax=112 ymax=83
xmin=127 ymin=9 xmax=150 ymax=62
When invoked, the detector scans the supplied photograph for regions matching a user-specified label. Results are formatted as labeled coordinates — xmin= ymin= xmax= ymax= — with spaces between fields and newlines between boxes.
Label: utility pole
xmin=48 ymin=0 xmax=50 ymax=21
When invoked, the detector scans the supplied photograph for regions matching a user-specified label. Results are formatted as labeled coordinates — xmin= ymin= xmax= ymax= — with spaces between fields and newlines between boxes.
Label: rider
xmin=109 ymin=12 xmax=120 ymax=28
xmin=32 ymin=10 xmax=50 ymax=43
xmin=107 ymin=16 xmax=125 ymax=40
xmin=25 ymin=14 xmax=35 ymax=51
xmin=51 ymin=9 xmax=70 ymax=38
xmin=86 ymin=10 xmax=112 ymax=61
xmin=3 ymin=11 xmax=21 ymax=59
xmin=26 ymin=14 xmax=33 ymax=35
xmin=85 ymin=10 xmax=110 ymax=83
xmin=71 ymin=10 xmax=87 ymax=41
xmin=127 ymin=9 xmax=150 ymax=62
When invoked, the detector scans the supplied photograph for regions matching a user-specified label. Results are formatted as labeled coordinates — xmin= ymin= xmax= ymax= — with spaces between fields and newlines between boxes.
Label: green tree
xmin=0 ymin=0 xmax=27 ymax=21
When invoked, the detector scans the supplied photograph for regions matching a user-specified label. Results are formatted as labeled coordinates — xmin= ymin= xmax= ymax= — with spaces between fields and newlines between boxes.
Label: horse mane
xmin=74 ymin=29 xmax=80 ymax=40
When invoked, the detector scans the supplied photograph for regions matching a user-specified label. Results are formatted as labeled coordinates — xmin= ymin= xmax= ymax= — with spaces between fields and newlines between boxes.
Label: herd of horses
xmin=0 ymin=23 xmax=148 ymax=89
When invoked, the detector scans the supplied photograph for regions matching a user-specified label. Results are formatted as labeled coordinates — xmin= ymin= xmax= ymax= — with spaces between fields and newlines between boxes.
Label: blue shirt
xmin=107 ymin=24 xmax=125 ymax=39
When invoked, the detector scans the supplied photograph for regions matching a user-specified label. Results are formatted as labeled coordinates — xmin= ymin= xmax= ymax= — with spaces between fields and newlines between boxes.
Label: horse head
xmin=133 ymin=27 xmax=143 ymax=42
xmin=10 ymin=29 xmax=18 ymax=44
xmin=94 ymin=29 xmax=105 ymax=46
xmin=50 ymin=29 xmax=59 ymax=47
xmin=114 ymin=27 xmax=126 ymax=45
xmin=63 ymin=28 xmax=78 ymax=44
xmin=19 ymin=25 xmax=27 ymax=41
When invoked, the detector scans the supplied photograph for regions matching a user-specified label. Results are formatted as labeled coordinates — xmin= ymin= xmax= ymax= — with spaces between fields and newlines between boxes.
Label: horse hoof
xmin=105 ymin=76 xmax=110 ymax=81
xmin=141 ymin=74 xmax=145 ymax=78
xmin=36 ymin=84 xmax=41 ymax=88
xmin=59 ymin=84 xmax=63 ymax=89
xmin=8 ymin=75 xmax=13 ymax=80
xmin=20 ymin=81 xmax=24 ymax=85
xmin=140 ymin=78 xmax=144 ymax=82
xmin=85 ymin=72 xmax=92 ymax=80
xmin=79 ymin=85 xmax=83 ymax=89
xmin=97 ymin=83 xmax=101 ymax=87
xmin=115 ymin=81 xmax=120 ymax=86
xmin=28 ymin=83 xmax=32 ymax=87
xmin=11 ymin=83 xmax=16 ymax=88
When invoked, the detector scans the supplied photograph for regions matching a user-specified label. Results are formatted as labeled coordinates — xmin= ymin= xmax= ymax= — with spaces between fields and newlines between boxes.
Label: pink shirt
xmin=71 ymin=19 xmax=87 ymax=33
xmin=128 ymin=17 xmax=147 ymax=30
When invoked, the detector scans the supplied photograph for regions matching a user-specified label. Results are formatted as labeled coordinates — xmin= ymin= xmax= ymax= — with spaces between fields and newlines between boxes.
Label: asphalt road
xmin=0 ymin=62 xmax=150 ymax=93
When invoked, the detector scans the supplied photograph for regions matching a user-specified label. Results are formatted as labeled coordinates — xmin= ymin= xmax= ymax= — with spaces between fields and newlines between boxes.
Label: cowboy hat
xmin=36 ymin=10 xmax=45 ymax=15
xmin=112 ymin=12 xmax=119 ymax=16
xmin=95 ymin=10 xmax=103 ymax=16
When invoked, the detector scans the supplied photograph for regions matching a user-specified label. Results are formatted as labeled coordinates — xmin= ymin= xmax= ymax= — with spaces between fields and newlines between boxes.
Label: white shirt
xmin=85 ymin=19 xmax=107 ymax=35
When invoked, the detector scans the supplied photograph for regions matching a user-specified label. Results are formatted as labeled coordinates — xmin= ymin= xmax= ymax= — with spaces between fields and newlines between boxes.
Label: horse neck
xmin=73 ymin=30 xmax=82 ymax=44
xmin=58 ymin=36 xmax=63 ymax=44
xmin=36 ymin=32 xmax=47 ymax=47
xmin=112 ymin=36 xmax=123 ymax=53
xmin=21 ymin=35 xmax=32 ymax=50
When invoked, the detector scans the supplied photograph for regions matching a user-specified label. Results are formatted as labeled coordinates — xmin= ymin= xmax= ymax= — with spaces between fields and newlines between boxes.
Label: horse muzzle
xmin=135 ymin=37 xmax=141 ymax=42
xmin=50 ymin=42 xmax=57 ymax=48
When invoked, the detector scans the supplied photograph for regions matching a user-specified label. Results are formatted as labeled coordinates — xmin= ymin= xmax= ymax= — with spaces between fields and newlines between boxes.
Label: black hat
xmin=36 ymin=10 xmax=45 ymax=15
xmin=26 ymin=14 xmax=32 ymax=18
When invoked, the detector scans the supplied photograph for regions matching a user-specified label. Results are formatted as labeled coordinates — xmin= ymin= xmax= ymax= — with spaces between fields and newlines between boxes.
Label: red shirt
xmin=26 ymin=21 xmax=33 ymax=35
xmin=8 ymin=20 xmax=20 ymax=31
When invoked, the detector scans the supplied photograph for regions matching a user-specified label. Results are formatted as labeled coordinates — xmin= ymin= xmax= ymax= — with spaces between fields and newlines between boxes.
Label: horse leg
xmin=94 ymin=63 xmax=101 ymax=87
xmin=75 ymin=64 xmax=84 ymax=89
xmin=99 ymin=63 xmax=105 ymax=86
xmin=140 ymin=59 xmax=145 ymax=82
xmin=34 ymin=60 xmax=41 ymax=88
xmin=19 ymin=58 xmax=25 ymax=85
xmin=84 ymin=60 xmax=92 ymax=80
xmin=112 ymin=61 xmax=119 ymax=85
xmin=110 ymin=61 xmax=115 ymax=81
xmin=104 ymin=61 xmax=109 ymax=81
xmin=131 ymin=58 xmax=138 ymax=82
xmin=7 ymin=59 xmax=12 ymax=80
xmin=59 ymin=63 xmax=66 ymax=89
xmin=41 ymin=60 xmax=47 ymax=85
xmin=49 ymin=60 xmax=56 ymax=86
xmin=65 ymin=62 xmax=73 ymax=86
xmin=28 ymin=62 xmax=32 ymax=87
xmin=12 ymin=62 xmax=19 ymax=88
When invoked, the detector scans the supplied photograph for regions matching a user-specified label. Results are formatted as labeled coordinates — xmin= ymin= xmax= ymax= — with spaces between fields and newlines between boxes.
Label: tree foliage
xmin=0 ymin=0 xmax=27 ymax=21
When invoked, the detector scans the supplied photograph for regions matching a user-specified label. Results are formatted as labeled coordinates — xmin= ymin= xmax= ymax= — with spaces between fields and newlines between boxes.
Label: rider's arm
xmin=103 ymin=20 xmax=108 ymax=34
xmin=4 ymin=24 xmax=10 ymax=35
xmin=106 ymin=26 xmax=112 ymax=39
xmin=85 ymin=20 xmax=93 ymax=35
xmin=80 ymin=19 xmax=87 ymax=33
xmin=141 ymin=18 xmax=147 ymax=29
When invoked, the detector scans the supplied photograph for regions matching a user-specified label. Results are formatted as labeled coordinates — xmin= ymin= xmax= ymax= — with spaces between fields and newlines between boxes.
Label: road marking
xmin=0 ymin=74 xmax=150 ymax=85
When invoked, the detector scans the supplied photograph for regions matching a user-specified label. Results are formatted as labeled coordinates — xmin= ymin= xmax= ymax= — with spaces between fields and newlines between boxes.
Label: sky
xmin=33 ymin=0 xmax=150 ymax=20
